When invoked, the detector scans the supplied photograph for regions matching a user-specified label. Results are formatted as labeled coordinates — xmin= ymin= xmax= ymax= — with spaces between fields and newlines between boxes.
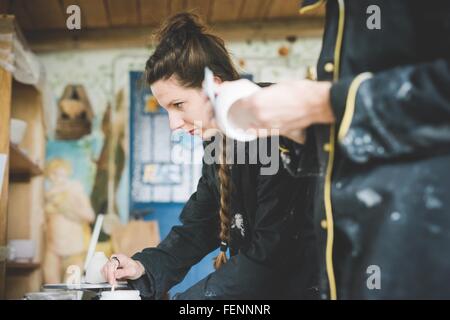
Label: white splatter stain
xmin=428 ymin=224 xmax=442 ymax=235
xmin=396 ymin=82 xmax=413 ymax=100
xmin=424 ymin=186 xmax=443 ymax=209
xmin=390 ymin=212 xmax=402 ymax=221
xmin=376 ymin=147 xmax=385 ymax=155
xmin=363 ymin=134 xmax=372 ymax=144
xmin=425 ymin=196 xmax=443 ymax=209
xmin=356 ymin=188 xmax=382 ymax=208
xmin=342 ymin=134 xmax=353 ymax=146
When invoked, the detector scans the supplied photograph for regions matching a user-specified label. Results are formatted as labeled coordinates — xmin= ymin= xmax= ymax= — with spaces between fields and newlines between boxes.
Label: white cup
xmin=85 ymin=251 xmax=109 ymax=284
xmin=8 ymin=239 xmax=35 ymax=262
xmin=214 ymin=79 xmax=261 ymax=142
xmin=100 ymin=290 xmax=141 ymax=300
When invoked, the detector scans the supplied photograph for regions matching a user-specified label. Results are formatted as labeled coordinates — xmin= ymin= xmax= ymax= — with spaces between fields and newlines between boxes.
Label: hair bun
xmin=157 ymin=13 xmax=206 ymax=43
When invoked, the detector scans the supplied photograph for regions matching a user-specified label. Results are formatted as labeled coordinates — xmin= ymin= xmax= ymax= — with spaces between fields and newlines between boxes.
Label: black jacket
xmin=283 ymin=0 xmax=450 ymax=299
xmin=129 ymin=137 xmax=318 ymax=299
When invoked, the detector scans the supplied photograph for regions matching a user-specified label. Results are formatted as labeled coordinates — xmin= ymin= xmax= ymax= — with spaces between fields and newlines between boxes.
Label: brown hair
xmin=145 ymin=12 xmax=239 ymax=87
xmin=145 ymin=12 xmax=238 ymax=269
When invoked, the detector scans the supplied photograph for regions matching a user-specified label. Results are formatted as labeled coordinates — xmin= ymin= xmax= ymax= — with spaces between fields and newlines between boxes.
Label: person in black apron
xmin=216 ymin=0 xmax=450 ymax=299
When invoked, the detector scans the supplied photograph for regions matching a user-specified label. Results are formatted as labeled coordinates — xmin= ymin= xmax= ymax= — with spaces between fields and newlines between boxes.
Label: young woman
xmin=102 ymin=13 xmax=318 ymax=300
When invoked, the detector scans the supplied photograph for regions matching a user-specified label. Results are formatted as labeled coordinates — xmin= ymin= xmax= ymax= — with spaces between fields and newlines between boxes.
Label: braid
xmin=214 ymin=135 xmax=232 ymax=269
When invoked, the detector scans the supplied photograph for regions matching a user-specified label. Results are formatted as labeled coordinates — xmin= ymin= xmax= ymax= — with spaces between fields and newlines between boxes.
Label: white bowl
xmin=10 ymin=118 xmax=27 ymax=145
xmin=100 ymin=290 xmax=141 ymax=300
xmin=8 ymin=239 xmax=35 ymax=262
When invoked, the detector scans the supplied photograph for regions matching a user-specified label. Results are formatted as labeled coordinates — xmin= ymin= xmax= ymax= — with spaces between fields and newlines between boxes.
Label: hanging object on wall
xmin=90 ymin=90 xmax=126 ymax=239
xmin=278 ymin=45 xmax=290 ymax=57
xmin=104 ymin=88 xmax=126 ymax=235
xmin=56 ymin=84 xmax=94 ymax=140
xmin=278 ymin=35 xmax=298 ymax=59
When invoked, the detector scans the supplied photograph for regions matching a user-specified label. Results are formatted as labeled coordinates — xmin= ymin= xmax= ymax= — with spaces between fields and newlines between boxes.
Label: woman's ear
xmin=213 ymin=76 xmax=223 ymax=85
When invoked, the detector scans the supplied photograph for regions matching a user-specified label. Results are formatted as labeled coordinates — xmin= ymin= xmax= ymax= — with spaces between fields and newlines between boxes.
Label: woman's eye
xmin=173 ymin=102 xmax=184 ymax=109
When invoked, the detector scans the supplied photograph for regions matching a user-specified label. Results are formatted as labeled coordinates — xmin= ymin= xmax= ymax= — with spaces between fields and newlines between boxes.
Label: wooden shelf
xmin=1 ymin=16 xmax=47 ymax=300
xmin=9 ymin=143 xmax=43 ymax=180
xmin=6 ymin=261 xmax=40 ymax=271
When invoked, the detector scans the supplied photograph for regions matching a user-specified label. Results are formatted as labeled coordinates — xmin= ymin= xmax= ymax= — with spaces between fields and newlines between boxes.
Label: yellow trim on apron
xmin=333 ymin=0 xmax=345 ymax=82
xmin=323 ymin=0 xmax=346 ymax=300
xmin=299 ymin=0 xmax=326 ymax=15
xmin=337 ymin=72 xmax=373 ymax=142
xmin=324 ymin=124 xmax=337 ymax=300
xmin=279 ymin=145 xmax=290 ymax=153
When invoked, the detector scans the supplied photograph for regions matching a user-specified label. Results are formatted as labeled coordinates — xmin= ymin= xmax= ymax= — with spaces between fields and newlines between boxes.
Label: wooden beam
xmin=107 ymin=0 xmax=139 ymax=27
xmin=169 ymin=0 xmax=187 ymax=16
xmin=186 ymin=0 xmax=211 ymax=22
xmin=266 ymin=0 xmax=300 ymax=18
xmin=239 ymin=0 xmax=271 ymax=21
xmin=24 ymin=16 xmax=324 ymax=52
xmin=7 ymin=0 xmax=32 ymax=30
xmin=139 ymin=0 xmax=169 ymax=26
xmin=210 ymin=0 xmax=243 ymax=23
xmin=22 ymin=0 xmax=66 ymax=30
xmin=0 ymin=42 xmax=12 ymax=301
xmin=211 ymin=17 xmax=324 ymax=40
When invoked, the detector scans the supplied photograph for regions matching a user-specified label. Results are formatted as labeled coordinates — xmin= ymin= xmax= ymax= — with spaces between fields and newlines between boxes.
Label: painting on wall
xmin=43 ymin=149 xmax=97 ymax=284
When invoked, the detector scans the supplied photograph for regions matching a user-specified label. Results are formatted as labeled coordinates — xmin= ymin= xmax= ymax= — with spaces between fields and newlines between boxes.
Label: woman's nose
xmin=168 ymin=111 xmax=185 ymax=131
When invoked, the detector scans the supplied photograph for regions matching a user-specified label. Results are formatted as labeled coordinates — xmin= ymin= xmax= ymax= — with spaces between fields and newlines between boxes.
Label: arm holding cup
xmin=218 ymin=80 xmax=334 ymax=143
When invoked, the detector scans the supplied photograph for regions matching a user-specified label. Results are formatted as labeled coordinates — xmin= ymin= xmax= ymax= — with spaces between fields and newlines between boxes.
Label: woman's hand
xmin=227 ymin=80 xmax=335 ymax=139
xmin=101 ymin=253 xmax=145 ymax=286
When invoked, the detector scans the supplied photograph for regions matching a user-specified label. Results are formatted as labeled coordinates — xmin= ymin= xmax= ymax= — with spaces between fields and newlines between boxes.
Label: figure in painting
xmin=43 ymin=158 xmax=95 ymax=283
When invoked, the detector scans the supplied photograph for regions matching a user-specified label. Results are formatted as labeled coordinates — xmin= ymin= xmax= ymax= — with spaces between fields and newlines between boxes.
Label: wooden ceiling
xmin=0 ymin=0 xmax=325 ymax=52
